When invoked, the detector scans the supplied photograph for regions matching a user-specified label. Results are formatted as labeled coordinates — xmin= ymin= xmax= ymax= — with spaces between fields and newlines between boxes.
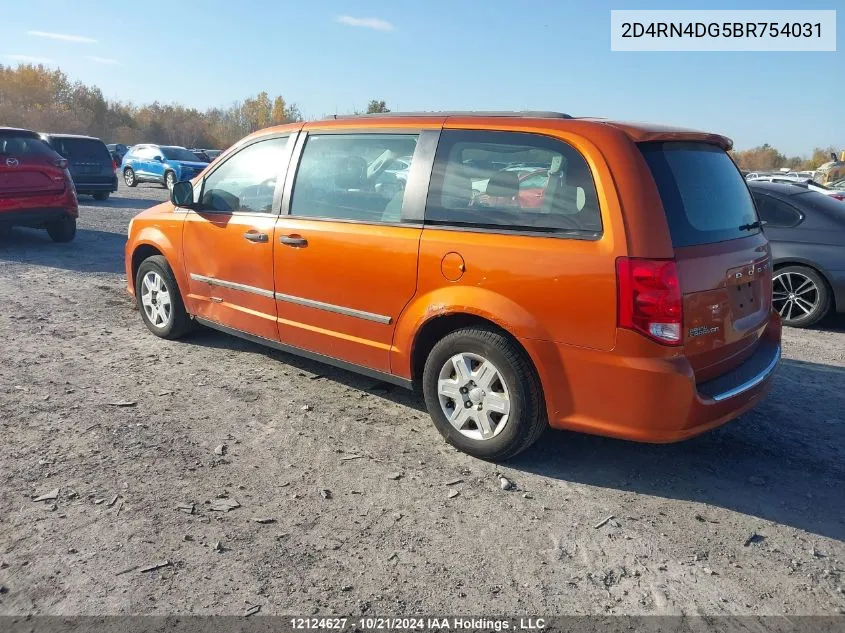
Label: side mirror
xmin=154 ymin=155 xmax=164 ymax=162
xmin=171 ymin=180 xmax=195 ymax=207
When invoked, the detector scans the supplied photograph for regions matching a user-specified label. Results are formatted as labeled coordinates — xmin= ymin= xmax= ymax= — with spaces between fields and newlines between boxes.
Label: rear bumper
xmin=526 ymin=315 xmax=782 ymax=443
xmin=0 ymin=207 xmax=75 ymax=227
xmin=74 ymin=177 xmax=118 ymax=193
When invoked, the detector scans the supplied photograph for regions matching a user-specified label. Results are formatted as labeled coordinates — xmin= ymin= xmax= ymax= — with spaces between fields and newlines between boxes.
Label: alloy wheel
xmin=773 ymin=271 xmax=819 ymax=322
xmin=437 ymin=352 xmax=511 ymax=441
xmin=140 ymin=271 xmax=173 ymax=329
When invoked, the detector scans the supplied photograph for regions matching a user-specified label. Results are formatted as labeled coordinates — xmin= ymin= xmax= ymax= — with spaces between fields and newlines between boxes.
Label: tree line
xmin=0 ymin=64 xmax=390 ymax=150
xmin=730 ymin=143 xmax=841 ymax=172
xmin=4 ymin=64 xmax=836 ymax=167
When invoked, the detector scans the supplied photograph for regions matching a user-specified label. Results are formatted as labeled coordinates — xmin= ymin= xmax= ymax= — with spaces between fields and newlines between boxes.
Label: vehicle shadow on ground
xmin=187 ymin=326 xmax=844 ymax=540
xmin=512 ymin=357 xmax=845 ymax=542
xmin=186 ymin=326 xmax=427 ymax=408
xmin=0 ymin=227 xmax=126 ymax=274
xmin=78 ymin=196 xmax=164 ymax=210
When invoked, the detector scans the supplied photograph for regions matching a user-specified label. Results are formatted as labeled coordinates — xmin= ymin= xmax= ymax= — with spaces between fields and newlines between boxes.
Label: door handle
xmin=279 ymin=235 xmax=308 ymax=247
xmin=243 ymin=232 xmax=269 ymax=243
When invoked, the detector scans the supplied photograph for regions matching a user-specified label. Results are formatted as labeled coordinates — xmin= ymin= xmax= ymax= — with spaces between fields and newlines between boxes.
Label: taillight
xmin=113 ymin=160 xmax=118 ymax=173
xmin=831 ymin=194 xmax=845 ymax=202
xmin=616 ymin=257 xmax=683 ymax=346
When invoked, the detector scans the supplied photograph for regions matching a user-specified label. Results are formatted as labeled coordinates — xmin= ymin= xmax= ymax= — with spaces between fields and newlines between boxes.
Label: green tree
xmin=366 ymin=99 xmax=390 ymax=114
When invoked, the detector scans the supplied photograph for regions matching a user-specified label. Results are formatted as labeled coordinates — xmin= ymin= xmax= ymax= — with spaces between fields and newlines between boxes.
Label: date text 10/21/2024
xmin=290 ymin=617 xmax=548 ymax=631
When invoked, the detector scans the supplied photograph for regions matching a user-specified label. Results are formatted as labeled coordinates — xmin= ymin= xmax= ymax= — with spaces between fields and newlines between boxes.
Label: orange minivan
xmin=125 ymin=112 xmax=781 ymax=460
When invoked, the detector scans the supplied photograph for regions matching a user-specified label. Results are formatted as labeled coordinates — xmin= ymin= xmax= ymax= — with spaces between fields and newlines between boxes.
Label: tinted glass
xmin=0 ymin=134 xmax=54 ymax=157
xmin=200 ymin=136 xmax=291 ymax=213
xmin=425 ymin=130 xmax=602 ymax=236
xmin=162 ymin=147 xmax=202 ymax=161
xmin=290 ymin=133 xmax=419 ymax=223
xmin=793 ymin=190 xmax=845 ymax=216
xmin=640 ymin=142 xmax=759 ymax=247
xmin=52 ymin=138 xmax=111 ymax=163
xmin=752 ymin=193 xmax=801 ymax=228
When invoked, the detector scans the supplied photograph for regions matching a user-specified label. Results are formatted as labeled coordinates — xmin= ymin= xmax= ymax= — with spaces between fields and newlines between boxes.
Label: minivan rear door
xmin=639 ymin=142 xmax=773 ymax=382
xmin=52 ymin=137 xmax=113 ymax=186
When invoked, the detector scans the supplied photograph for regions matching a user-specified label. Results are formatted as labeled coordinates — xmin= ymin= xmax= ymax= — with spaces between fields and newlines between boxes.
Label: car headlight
xmin=128 ymin=217 xmax=135 ymax=237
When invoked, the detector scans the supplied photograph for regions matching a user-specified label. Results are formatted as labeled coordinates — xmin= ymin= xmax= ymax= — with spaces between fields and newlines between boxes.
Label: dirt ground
xmin=0 ymin=182 xmax=843 ymax=617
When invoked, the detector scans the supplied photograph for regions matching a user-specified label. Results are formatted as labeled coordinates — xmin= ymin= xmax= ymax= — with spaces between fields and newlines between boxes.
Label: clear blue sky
xmin=2 ymin=0 xmax=841 ymax=155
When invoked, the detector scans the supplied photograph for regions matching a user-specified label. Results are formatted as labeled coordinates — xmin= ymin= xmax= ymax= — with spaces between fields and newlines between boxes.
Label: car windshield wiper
xmin=739 ymin=220 xmax=766 ymax=231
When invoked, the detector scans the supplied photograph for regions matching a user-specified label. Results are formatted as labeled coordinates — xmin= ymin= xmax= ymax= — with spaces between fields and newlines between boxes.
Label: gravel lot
xmin=0 ymin=183 xmax=844 ymax=617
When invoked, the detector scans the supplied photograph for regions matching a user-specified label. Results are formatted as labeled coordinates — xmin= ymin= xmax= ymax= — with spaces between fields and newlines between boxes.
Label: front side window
xmin=425 ymin=130 xmax=602 ymax=236
xmin=289 ymin=133 xmax=419 ymax=223
xmin=199 ymin=136 xmax=291 ymax=213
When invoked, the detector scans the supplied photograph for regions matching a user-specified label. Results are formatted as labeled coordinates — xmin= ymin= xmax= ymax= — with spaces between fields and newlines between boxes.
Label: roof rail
xmin=326 ymin=110 xmax=573 ymax=120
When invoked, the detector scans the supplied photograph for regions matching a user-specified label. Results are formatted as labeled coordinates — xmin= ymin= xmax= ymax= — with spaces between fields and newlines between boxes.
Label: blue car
xmin=121 ymin=144 xmax=208 ymax=190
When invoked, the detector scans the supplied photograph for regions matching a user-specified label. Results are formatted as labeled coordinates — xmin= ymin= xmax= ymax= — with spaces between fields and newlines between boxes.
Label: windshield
xmin=52 ymin=137 xmax=111 ymax=162
xmin=162 ymin=147 xmax=202 ymax=162
xmin=640 ymin=142 xmax=760 ymax=247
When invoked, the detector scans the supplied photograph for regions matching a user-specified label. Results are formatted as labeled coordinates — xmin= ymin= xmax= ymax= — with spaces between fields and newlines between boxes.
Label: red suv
xmin=0 ymin=127 xmax=78 ymax=242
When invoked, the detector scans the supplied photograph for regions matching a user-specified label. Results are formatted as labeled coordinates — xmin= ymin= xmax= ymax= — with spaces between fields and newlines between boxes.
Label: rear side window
xmin=52 ymin=138 xmax=111 ymax=163
xmin=752 ymin=192 xmax=802 ymax=228
xmin=640 ymin=142 xmax=759 ymax=247
xmin=290 ymin=133 xmax=419 ymax=223
xmin=425 ymin=130 xmax=602 ymax=237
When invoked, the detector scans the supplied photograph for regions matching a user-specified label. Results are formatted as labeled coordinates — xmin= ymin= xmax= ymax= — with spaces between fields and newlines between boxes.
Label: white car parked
xmin=748 ymin=176 xmax=845 ymax=201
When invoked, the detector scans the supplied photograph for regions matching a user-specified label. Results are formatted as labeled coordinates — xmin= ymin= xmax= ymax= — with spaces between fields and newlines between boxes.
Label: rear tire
xmin=93 ymin=192 xmax=110 ymax=201
xmin=135 ymin=255 xmax=193 ymax=339
xmin=164 ymin=171 xmax=176 ymax=191
xmin=422 ymin=326 xmax=546 ymax=461
xmin=46 ymin=217 xmax=76 ymax=243
xmin=772 ymin=265 xmax=831 ymax=328
xmin=124 ymin=168 xmax=137 ymax=187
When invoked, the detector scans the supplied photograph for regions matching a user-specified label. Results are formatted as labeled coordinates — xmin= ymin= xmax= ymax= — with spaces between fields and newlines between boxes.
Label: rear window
xmin=52 ymin=138 xmax=111 ymax=163
xmin=0 ymin=133 xmax=55 ymax=157
xmin=793 ymin=190 xmax=845 ymax=216
xmin=640 ymin=142 xmax=759 ymax=247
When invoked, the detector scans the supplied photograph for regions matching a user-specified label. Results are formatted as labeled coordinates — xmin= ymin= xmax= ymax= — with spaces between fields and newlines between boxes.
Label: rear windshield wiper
xmin=739 ymin=220 xmax=766 ymax=231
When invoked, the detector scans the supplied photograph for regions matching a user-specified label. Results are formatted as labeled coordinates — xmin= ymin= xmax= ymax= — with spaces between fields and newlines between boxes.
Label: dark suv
xmin=40 ymin=134 xmax=118 ymax=201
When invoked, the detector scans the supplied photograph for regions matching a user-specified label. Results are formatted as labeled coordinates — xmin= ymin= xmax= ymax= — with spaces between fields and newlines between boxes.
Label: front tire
xmin=422 ymin=326 xmax=546 ymax=461
xmin=135 ymin=255 xmax=193 ymax=339
xmin=772 ymin=265 xmax=831 ymax=328
xmin=124 ymin=168 xmax=137 ymax=187
xmin=46 ymin=216 xmax=76 ymax=243
xmin=93 ymin=192 xmax=110 ymax=201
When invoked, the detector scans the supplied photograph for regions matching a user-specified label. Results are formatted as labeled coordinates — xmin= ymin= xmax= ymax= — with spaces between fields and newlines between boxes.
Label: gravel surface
xmin=0 ymin=183 xmax=844 ymax=616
